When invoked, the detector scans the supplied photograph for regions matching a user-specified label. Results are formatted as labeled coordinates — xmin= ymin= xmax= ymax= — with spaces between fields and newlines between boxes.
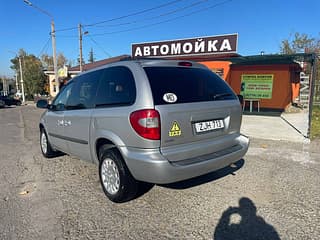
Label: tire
xmin=99 ymin=146 xmax=139 ymax=203
xmin=40 ymin=128 xmax=58 ymax=158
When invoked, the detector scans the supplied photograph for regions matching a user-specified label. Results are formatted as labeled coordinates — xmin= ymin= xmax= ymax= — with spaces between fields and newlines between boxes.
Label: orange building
xmin=201 ymin=55 xmax=302 ymax=111
xmin=129 ymin=35 xmax=315 ymax=112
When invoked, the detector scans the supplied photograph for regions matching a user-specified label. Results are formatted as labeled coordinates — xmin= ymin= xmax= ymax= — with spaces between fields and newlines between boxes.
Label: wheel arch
xmin=94 ymin=137 xmax=139 ymax=184
xmin=95 ymin=138 xmax=117 ymax=162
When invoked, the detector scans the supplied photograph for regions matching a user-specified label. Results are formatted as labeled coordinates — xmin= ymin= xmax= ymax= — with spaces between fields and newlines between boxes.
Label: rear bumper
xmin=121 ymin=134 xmax=249 ymax=184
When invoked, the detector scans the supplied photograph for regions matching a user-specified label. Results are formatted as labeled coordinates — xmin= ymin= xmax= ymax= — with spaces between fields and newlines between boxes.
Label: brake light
xmin=130 ymin=109 xmax=161 ymax=140
xmin=178 ymin=61 xmax=192 ymax=67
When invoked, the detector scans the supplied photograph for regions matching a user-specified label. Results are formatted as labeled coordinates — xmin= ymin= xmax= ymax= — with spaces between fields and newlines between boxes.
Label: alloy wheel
xmin=101 ymin=158 xmax=120 ymax=195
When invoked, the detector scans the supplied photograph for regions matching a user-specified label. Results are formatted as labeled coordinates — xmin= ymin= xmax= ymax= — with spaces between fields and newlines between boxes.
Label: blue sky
xmin=1 ymin=0 xmax=319 ymax=77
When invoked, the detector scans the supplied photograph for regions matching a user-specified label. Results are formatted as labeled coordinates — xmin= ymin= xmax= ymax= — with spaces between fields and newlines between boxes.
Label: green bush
xmin=311 ymin=106 xmax=320 ymax=140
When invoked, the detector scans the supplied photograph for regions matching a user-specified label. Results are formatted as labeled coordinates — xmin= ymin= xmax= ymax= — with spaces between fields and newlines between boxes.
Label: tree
xmin=280 ymin=32 xmax=320 ymax=54
xmin=280 ymin=32 xmax=319 ymax=77
xmin=41 ymin=53 xmax=68 ymax=69
xmin=77 ymin=56 xmax=85 ymax=66
xmin=88 ymin=48 xmax=95 ymax=63
xmin=280 ymin=33 xmax=320 ymax=108
xmin=11 ymin=49 xmax=47 ymax=99
xmin=57 ymin=53 xmax=68 ymax=68
xmin=41 ymin=54 xmax=53 ymax=70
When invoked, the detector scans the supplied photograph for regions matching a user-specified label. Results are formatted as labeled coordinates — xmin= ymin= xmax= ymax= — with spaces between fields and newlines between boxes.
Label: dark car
xmin=0 ymin=96 xmax=22 ymax=106
xmin=0 ymin=99 xmax=5 ymax=108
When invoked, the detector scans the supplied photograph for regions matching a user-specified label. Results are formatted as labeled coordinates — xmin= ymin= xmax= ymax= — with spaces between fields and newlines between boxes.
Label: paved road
xmin=0 ymin=105 xmax=319 ymax=240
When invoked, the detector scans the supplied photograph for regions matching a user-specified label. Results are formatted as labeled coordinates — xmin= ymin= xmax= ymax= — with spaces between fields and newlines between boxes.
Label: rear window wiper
xmin=211 ymin=93 xmax=233 ymax=100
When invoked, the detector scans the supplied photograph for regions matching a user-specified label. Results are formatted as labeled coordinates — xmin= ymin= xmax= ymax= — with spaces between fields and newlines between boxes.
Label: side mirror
xmin=36 ymin=99 xmax=49 ymax=109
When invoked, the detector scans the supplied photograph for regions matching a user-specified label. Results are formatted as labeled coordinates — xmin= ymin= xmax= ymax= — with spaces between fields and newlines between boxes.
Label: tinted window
xmin=95 ymin=66 xmax=136 ymax=107
xmin=51 ymin=83 xmax=73 ymax=111
xmin=66 ymin=70 xmax=101 ymax=110
xmin=144 ymin=67 xmax=237 ymax=105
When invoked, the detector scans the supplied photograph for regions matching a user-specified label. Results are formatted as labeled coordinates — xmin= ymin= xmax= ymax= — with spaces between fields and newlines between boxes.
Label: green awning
xmin=228 ymin=53 xmax=316 ymax=65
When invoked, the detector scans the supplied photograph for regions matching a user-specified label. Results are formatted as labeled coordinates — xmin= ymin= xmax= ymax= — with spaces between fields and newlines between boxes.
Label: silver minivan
xmin=37 ymin=59 xmax=249 ymax=202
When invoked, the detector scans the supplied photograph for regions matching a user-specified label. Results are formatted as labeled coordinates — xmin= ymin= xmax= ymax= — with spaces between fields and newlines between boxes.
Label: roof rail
xmin=131 ymin=57 xmax=171 ymax=61
xmin=119 ymin=56 xmax=133 ymax=61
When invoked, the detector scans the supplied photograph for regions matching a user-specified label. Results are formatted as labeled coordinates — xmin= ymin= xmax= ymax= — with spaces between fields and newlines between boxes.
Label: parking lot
xmin=0 ymin=105 xmax=319 ymax=240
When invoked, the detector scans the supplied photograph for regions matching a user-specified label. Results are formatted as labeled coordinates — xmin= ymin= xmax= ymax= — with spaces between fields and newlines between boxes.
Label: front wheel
xmin=99 ymin=146 xmax=139 ymax=203
xmin=40 ymin=129 xmax=58 ymax=158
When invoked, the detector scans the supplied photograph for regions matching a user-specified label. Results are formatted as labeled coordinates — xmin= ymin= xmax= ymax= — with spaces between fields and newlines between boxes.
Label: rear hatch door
xmin=143 ymin=63 xmax=242 ymax=162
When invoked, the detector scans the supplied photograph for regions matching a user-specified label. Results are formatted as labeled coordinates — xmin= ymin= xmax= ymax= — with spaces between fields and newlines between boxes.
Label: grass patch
xmin=311 ymin=106 xmax=320 ymax=140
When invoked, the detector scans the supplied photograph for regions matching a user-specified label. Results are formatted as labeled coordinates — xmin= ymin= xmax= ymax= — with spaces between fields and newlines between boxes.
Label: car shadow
xmin=213 ymin=197 xmax=281 ymax=240
xmin=133 ymin=159 xmax=245 ymax=201
xmin=0 ymin=106 xmax=14 ymax=109
xmin=161 ymin=159 xmax=245 ymax=190
xmin=135 ymin=182 xmax=155 ymax=199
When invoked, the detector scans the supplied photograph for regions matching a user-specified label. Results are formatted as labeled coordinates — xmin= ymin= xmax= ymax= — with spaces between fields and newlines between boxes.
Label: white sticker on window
xmin=163 ymin=93 xmax=177 ymax=103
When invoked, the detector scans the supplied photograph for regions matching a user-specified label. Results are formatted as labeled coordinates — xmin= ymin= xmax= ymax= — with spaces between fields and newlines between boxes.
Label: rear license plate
xmin=194 ymin=119 xmax=224 ymax=133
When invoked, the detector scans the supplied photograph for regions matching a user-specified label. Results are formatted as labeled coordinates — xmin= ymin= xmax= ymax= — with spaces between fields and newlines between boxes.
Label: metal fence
xmin=314 ymin=82 xmax=320 ymax=106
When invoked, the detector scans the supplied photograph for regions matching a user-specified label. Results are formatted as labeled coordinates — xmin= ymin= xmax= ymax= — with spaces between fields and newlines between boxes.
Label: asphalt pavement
xmin=0 ymin=105 xmax=319 ymax=240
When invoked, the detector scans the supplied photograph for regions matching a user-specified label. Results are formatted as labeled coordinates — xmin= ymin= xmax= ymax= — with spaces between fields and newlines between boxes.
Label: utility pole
xmin=79 ymin=24 xmax=83 ymax=72
xmin=78 ymin=24 xmax=89 ymax=72
xmin=18 ymin=56 xmax=26 ymax=104
xmin=8 ymin=50 xmax=25 ymax=103
xmin=51 ymin=20 xmax=59 ymax=92
xmin=2 ymin=78 xmax=7 ymax=96
xmin=15 ymin=74 xmax=19 ymax=93
xmin=23 ymin=0 xmax=59 ymax=93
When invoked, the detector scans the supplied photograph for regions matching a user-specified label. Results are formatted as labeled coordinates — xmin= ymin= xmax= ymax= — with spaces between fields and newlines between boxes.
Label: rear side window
xmin=95 ymin=66 xmax=136 ymax=107
xmin=144 ymin=67 xmax=237 ymax=105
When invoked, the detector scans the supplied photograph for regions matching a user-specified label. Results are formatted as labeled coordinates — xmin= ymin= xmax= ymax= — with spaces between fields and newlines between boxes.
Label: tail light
xmin=130 ymin=109 xmax=160 ymax=140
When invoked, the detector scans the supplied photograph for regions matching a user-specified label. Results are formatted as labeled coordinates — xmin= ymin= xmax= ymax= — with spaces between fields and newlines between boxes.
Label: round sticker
xmin=163 ymin=93 xmax=177 ymax=103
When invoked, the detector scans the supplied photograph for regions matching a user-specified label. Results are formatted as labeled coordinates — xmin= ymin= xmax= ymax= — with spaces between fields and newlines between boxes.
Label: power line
xmin=54 ymin=0 xmax=231 ymax=37
xmin=84 ymin=0 xmax=185 ymax=27
xmin=87 ymin=35 xmax=112 ymax=58
xmin=54 ymin=0 xmax=185 ymax=32
xmin=91 ymin=0 xmax=209 ymax=28
xmin=38 ymin=36 xmax=51 ymax=58
xmin=55 ymin=35 xmax=78 ymax=38
xmin=52 ymin=0 xmax=232 ymax=61
xmin=90 ymin=0 xmax=232 ymax=37
xmin=55 ymin=26 xmax=78 ymax=33
xmin=83 ymin=27 xmax=112 ymax=58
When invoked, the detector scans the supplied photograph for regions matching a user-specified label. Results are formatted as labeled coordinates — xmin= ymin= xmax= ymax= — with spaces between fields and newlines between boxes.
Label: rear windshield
xmin=144 ymin=67 xmax=237 ymax=105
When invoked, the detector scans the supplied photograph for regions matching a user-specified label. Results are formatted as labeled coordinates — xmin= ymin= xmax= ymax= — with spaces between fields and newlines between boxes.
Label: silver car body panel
xmin=156 ymin=100 xmax=242 ymax=161
xmin=64 ymin=109 xmax=93 ymax=162
xmin=39 ymin=59 xmax=249 ymax=184
xmin=44 ymin=110 xmax=67 ymax=152
xmin=120 ymin=134 xmax=249 ymax=184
